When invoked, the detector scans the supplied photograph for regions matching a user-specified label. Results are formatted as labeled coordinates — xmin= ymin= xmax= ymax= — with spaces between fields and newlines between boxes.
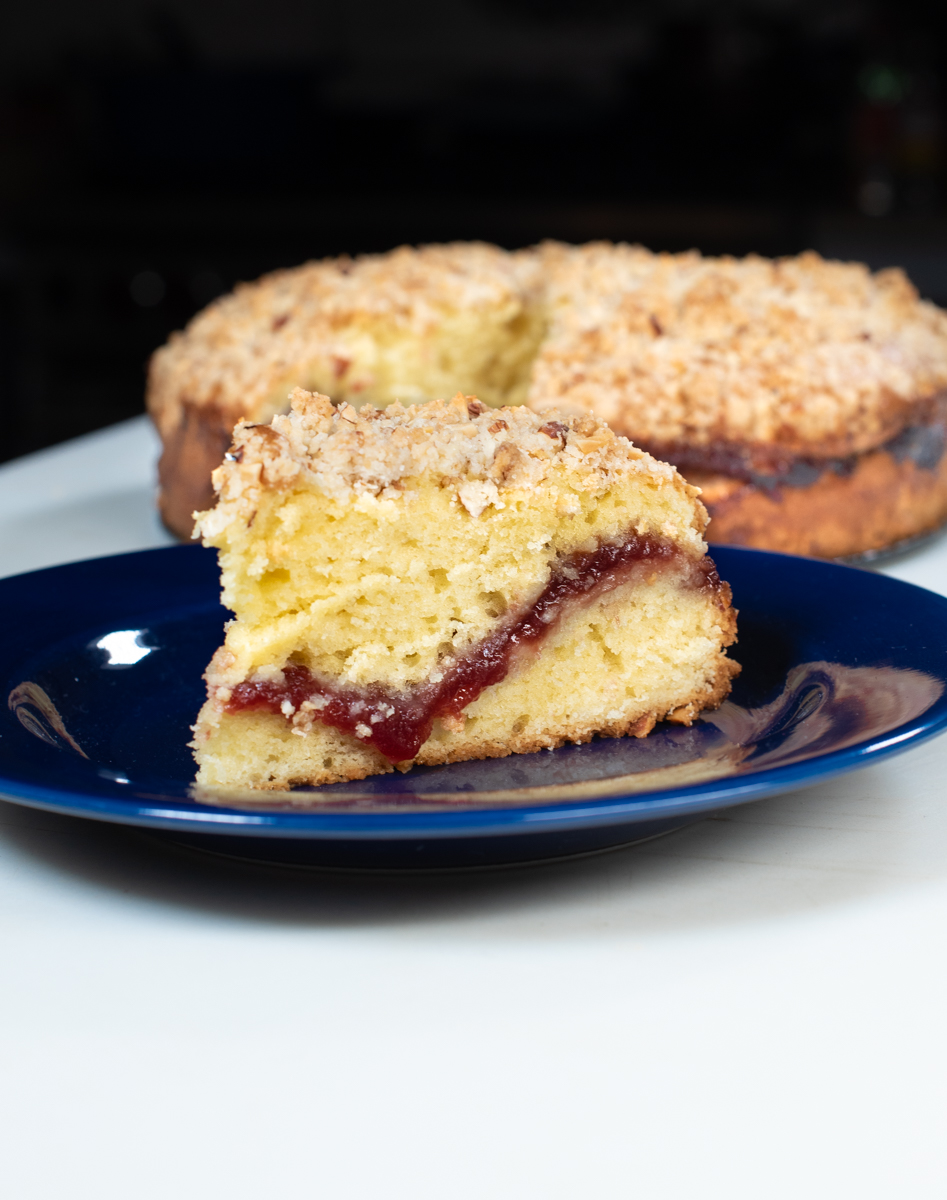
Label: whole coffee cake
xmin=150 ymin=242 xmax=947 ymax=559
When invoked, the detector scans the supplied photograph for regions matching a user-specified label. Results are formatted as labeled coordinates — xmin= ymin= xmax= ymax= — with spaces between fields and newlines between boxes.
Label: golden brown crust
xmin=147 ymin=241 xmax=539 ymax=431
xmin=695 ymin=444 xmax=947 ymax=558
xmin=156 ymin=398 xmax=236 ymax=539
xmin=530 ymin=243 xmax=947 ymax=457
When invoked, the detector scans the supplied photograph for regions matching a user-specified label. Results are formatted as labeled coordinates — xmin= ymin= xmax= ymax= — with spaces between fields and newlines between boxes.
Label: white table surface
xmin=2 ymin=416 xmax=947 ymax=1199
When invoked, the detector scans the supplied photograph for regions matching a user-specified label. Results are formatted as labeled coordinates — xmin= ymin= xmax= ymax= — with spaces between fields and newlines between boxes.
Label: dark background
xmin=2 ymin=0 xmax=946 ymax=462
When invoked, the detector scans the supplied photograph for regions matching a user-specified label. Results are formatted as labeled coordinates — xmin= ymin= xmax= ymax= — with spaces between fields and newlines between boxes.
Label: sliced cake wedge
xmin=191 ymin=389 xmax=739 ymax=790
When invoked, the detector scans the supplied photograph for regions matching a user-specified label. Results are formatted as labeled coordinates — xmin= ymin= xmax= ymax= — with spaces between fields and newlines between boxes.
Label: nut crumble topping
xmin=151 ymin=241 xmax=947 ymax=464
xmin=195 ymin=389 xmax=689 ymax=541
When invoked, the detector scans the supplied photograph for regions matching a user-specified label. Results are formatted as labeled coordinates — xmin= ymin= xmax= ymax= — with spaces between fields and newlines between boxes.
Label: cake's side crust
xmin=694 ymin=439 xmax=947 ymax=558
xmin=156 ymin=398 xmax=240 ymax=539
xmin=638 ymin=392 xmax=947 ymax=484
xmin=637 ymin=395 xmax=941 ymax=483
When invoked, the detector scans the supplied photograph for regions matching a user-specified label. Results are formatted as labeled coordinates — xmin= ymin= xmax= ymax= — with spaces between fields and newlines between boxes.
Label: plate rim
xmin=0 ymin=712 xmax=945 ymax=840
xmin=1 ymin=543 xmax=946 ymax=841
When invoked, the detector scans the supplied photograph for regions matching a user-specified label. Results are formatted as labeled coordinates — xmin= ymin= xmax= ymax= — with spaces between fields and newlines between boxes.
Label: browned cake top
xmin=150 ymin=241 xmax=947 ymax=457
xmin=148 ymin=242 xmax=539 ymax=438
xmin=530 ymin=242 xmax=947 ymax=457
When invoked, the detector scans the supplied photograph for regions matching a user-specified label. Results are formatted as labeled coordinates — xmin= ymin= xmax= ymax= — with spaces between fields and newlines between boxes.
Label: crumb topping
xmin=195 ymin=388 xmax=686 ymax=541
xmin=151 ymin=241 xmax=947 ymax=458
xmin=148 ymin=242 xmax=540 ymax=436
xmin=530 ymin=242 xmax=947 ymax=454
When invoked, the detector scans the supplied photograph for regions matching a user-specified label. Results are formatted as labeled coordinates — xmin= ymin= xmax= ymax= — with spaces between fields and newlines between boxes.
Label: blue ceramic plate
xmin=1 ymin=544 xmax=946 ymax=869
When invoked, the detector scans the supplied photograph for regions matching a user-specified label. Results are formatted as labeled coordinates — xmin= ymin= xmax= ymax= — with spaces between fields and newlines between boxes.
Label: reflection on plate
xmin=1 ymin=545 xmax=946 ymax=869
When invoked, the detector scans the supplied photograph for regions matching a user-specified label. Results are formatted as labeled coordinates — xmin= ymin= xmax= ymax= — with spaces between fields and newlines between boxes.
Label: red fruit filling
xmin=226 ymin=533 xmax=720 ymax=762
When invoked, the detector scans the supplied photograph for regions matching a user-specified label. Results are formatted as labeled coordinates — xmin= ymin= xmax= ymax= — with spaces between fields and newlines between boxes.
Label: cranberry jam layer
xmin=225 ymin=533 xmax=726 ymax=764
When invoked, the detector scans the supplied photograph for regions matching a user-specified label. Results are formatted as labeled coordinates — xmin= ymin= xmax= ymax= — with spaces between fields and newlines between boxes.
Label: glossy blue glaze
xmin=0 ymin=544 xmax=946 ymax=869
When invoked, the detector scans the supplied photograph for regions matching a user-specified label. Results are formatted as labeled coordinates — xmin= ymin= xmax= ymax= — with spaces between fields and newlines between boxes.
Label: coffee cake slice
xmin=191 ymin=389 xmax=739 ymax=790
